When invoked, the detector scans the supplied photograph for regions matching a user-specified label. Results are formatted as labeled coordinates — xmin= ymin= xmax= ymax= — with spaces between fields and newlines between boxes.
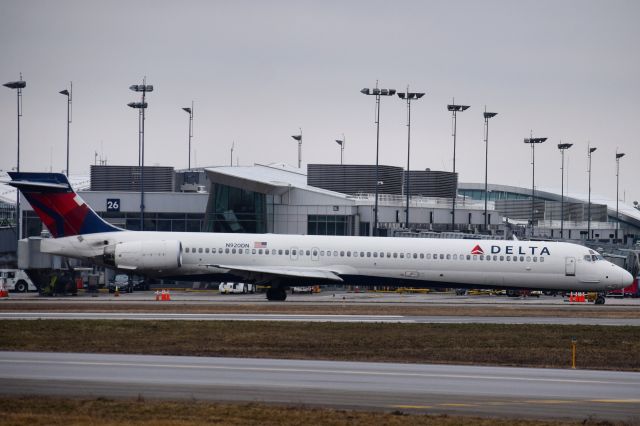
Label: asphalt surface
xmin=0 ymin=351 xmax=638 ymax=421
xmin=2 ymin=311 xmax=640 ymax=325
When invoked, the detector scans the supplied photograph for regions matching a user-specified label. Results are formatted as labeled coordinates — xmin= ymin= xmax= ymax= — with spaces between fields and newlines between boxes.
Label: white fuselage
xmin=41 ymin=231 xmax=632 ymax=292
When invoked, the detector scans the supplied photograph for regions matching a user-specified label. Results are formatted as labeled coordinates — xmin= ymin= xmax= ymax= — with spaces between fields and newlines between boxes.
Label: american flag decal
xmin=254 ymin=241 xmax=268 ymax=248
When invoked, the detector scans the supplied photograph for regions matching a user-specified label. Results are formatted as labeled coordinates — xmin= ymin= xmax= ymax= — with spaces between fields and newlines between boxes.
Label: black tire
xmin=15 ymin=280 xmax=28 ymax=293
xmin=595 ymin=295 xmax=606 ymax=305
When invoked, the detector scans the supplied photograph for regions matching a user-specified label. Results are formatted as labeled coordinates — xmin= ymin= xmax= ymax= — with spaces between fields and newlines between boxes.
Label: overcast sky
xmin=1 ymin=0 xmax=638 ymax=203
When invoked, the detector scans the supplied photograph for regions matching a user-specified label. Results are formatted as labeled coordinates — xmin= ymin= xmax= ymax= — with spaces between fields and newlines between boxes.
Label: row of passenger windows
xmin=183 ymin=247 xmax=545 ymax=263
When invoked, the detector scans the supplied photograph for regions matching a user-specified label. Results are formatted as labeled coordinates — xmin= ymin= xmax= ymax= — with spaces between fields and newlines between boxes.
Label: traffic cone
xmin=161 ymin=289 xmax=166 ymax=301
xmin=569 ymin=292 xmax=574 ymax=302
xmin=579 ymin=293 xmax=586 ymax=303
xmin=0 ymin=283 xmax=8 ymax=299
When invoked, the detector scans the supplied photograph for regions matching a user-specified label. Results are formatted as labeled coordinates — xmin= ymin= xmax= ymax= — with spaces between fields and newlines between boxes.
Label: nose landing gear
xmin=595 ymin=294 xmax=606 ymax=305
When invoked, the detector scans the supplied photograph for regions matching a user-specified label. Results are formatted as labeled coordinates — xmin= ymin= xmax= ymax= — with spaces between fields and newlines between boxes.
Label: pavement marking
xmin=391 ymin=405 xmax=433 ymax=409
xmin=439 ymin=403 xmax=478 ymax=407
xmin=590 ymin=399 xmax=640 ymax=403
xmin=1 ymin=358 xmax=636 ymax=386
xmin=523 ymin=400 xmax=574 ymax=404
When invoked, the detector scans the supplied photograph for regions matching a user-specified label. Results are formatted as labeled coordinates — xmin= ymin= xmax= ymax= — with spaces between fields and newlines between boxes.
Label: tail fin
xmin=8 ymin=172 xmax=121 ymax=238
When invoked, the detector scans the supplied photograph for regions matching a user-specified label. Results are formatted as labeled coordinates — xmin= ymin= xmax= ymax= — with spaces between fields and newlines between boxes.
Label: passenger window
xmin=387 ymin=252 xmax=391 ymax=258
xmin=399 ymin=253 xmax=404 ymax=259
xmin=413 ymin=253 xmax=418 ymax=259
xmin=473 ymin=255 xmax=477 ymax=260
xmin=320 ymin=251 xmax=324 ymax=256
xmin=306 ymin=250 xmax=310 ymax=256
xmin=393 ymin=253 xmax=398 ymax=258
xmin=480 ymin=255 xmax=485 ymax=260
xmin=440 ymin=254 xmax=445 ymax=260
xmin=367 ymin=252 xmax=371 ymax=257
xmin=453 ymin=254 xmax=457 ymax=260
xmin=506 ymin=256 xmax=510 ymax=261
xmin=347 ymin=251 xmax=351 ymax=257
xmin=520 ymin=256 xmax=525 ymax=262
xmin=198 ymin=248 xmax=203 ymax=253
xmin=340 ymin=251 xmax=345 ymax=257
xmin=313 ymin=251 xmax=318 ymax=256
xmin=204 ymin=248 xmax=209 ymax=253
xmin=252 ymin=249 xmax=256 ymax=254
xmin=279 ymin=249 xmax=283 ymax=255
xmin=492 ymin=256 xmax=497 ymax=261
xmin=292 ymin=250 xmax=297 ymax=255
xmin=334 ymin=251 xmax=339 ymax=256
xmin=540 ymin=257 xmax=545 ymax=263
xmin=373 ymin=252 xmax=378 ymax=258
xmin=446 ymin=254 xmax=451 ymax=260
xmin=426 ymin=254 xmax=431 ymax=259
xmin=467 ymin=255 xmax=471 ymax=260
xmin=259 ymin=249 xmax=263 ymax=255
xmin=533 ymin=256 xmax=537 ymax=262
xmin=225 ymin=248 xmax=230 ymax=254
xmin=419 ymin=254 xmax=424 ymax=259
xmin=526 ymin=256 xmax=531 ymax=262
xmin=285 ymin=250 xmax=290 ymax=255
xmin=500 ymin=256 xmax=504 ymax=261
xmin=353 ymin=252 xmax=358 ymax=257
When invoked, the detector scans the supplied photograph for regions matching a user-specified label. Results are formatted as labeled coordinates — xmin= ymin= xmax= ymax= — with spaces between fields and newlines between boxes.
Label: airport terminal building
xmin=7 ymin=162 xmax=640 ymax=247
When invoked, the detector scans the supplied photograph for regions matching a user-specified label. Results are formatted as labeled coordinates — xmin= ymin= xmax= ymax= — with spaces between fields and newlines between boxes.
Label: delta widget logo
xmin=470 ymin=245 xmax=484 ymax=255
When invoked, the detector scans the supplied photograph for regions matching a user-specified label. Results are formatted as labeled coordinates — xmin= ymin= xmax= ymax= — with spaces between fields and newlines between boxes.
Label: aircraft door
xmin=565 ymin=257 xmax=576 ymax=276
xmin=290 ymin=247 xmax=299 ymax=261
xmin=311 ymin=247 xmax=319 ymax=261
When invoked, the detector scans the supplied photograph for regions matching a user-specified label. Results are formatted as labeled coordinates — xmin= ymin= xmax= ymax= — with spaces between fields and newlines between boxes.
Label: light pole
xmin=59 ymin=83 xmax=72 ymax=176
xmin=291 ymin=128 xmax=302 ymax=169
xmin=524 ymin=135 xmax=547 ymax=237
xmin=335 ymin=134 xmax=345 ymax=165
xmin=616 ymin=151 xmax=625 ymax=242
xmin=361 ymin=83 xmax=396 ymax=236
xmin=587 ymin=145 xmax=597 ymax=239
xmin=482 ymin=109 xmax=497 ymax=231
xmin=182 ymin=102 xmax=193 ymax=170
xmin=557 ymin=143 xmax=573 ymax=239
xmin=398 ymin=87 xmax=425 ymax=228
xmin=447 ymin=101 xmax=469 ymax=230
xmin=230 ymin=141 xmax=234 ymax=166
xmin=128 ymin=79 xmax=153 ymax=230
xmin=4 ymin=76 xmax=26 ymax=240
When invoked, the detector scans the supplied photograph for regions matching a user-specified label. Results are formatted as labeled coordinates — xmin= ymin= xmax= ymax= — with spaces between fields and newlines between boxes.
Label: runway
xmin=1 ymin=311 xmax=639 ymax=325
xmin=0 ymin=351 xmax=638 ymax=420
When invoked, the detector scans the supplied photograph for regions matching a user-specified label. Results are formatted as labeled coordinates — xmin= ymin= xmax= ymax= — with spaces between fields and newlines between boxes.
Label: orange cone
xmin=161 ymin=289 xmax=166 ymax=301
xmin=0 ymin=283 xmax=8 ymax=299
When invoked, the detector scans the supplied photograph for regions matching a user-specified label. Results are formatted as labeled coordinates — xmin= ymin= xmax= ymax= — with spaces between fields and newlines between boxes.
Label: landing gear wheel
xmin=266 ymin=288 xmax=287 ymax=301
xmin=595 ymin=295 xmax=606 ymax=305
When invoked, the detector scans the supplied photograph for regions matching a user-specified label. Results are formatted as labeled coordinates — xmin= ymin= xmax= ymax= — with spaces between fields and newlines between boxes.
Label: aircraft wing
xmin=202 ymin=264 xmax=344 ymax=282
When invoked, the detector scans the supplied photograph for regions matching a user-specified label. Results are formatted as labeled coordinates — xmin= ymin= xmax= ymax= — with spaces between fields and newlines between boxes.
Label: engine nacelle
xmin=103 ymin=240 xmax=182 ymax=271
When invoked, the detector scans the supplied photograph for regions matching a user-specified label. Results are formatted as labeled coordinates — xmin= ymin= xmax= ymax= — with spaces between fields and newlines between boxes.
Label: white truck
xmin=218 ymin=282 xmax=255 ymax=294
xmin=0 ymin=269 xmax=37 ymax=292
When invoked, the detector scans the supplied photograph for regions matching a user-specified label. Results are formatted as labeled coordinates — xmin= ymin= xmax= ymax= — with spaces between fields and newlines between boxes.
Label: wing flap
xmin=202 ymin=264 xmax=343 ymax=282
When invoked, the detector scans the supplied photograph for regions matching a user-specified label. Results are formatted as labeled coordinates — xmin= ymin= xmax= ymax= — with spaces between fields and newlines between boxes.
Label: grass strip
xmin=2 ymin=301 xmax=640 ymax=318
xmin=0 ymin=396 xmax=630 ymax=426
xmin=1 ymin=321 xmax=639 ymax=370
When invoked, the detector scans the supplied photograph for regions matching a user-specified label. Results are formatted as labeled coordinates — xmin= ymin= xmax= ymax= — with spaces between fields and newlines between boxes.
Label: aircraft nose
xmin=622 ymin=269 xmax=634 ymax=287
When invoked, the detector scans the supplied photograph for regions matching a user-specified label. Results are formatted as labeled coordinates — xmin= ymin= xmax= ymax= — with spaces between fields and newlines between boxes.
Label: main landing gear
xmin=266 ymin=287 xmax=287 ymax=301
xmin=595 ymin=294 xmax=606 ymax=305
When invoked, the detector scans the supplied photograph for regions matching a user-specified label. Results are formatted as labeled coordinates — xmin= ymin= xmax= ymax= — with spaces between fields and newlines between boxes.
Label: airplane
xmin=8 ymin=172 xmax=633 ymax=303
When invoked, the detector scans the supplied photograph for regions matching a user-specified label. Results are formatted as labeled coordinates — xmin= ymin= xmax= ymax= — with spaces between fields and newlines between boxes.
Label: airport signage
xmin=106 ymin=199 xmax=120 ymax=212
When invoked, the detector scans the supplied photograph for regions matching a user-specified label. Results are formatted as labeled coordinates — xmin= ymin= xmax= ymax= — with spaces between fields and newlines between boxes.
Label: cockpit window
xmin=583 ymin=255 xmax=592 ymax=262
